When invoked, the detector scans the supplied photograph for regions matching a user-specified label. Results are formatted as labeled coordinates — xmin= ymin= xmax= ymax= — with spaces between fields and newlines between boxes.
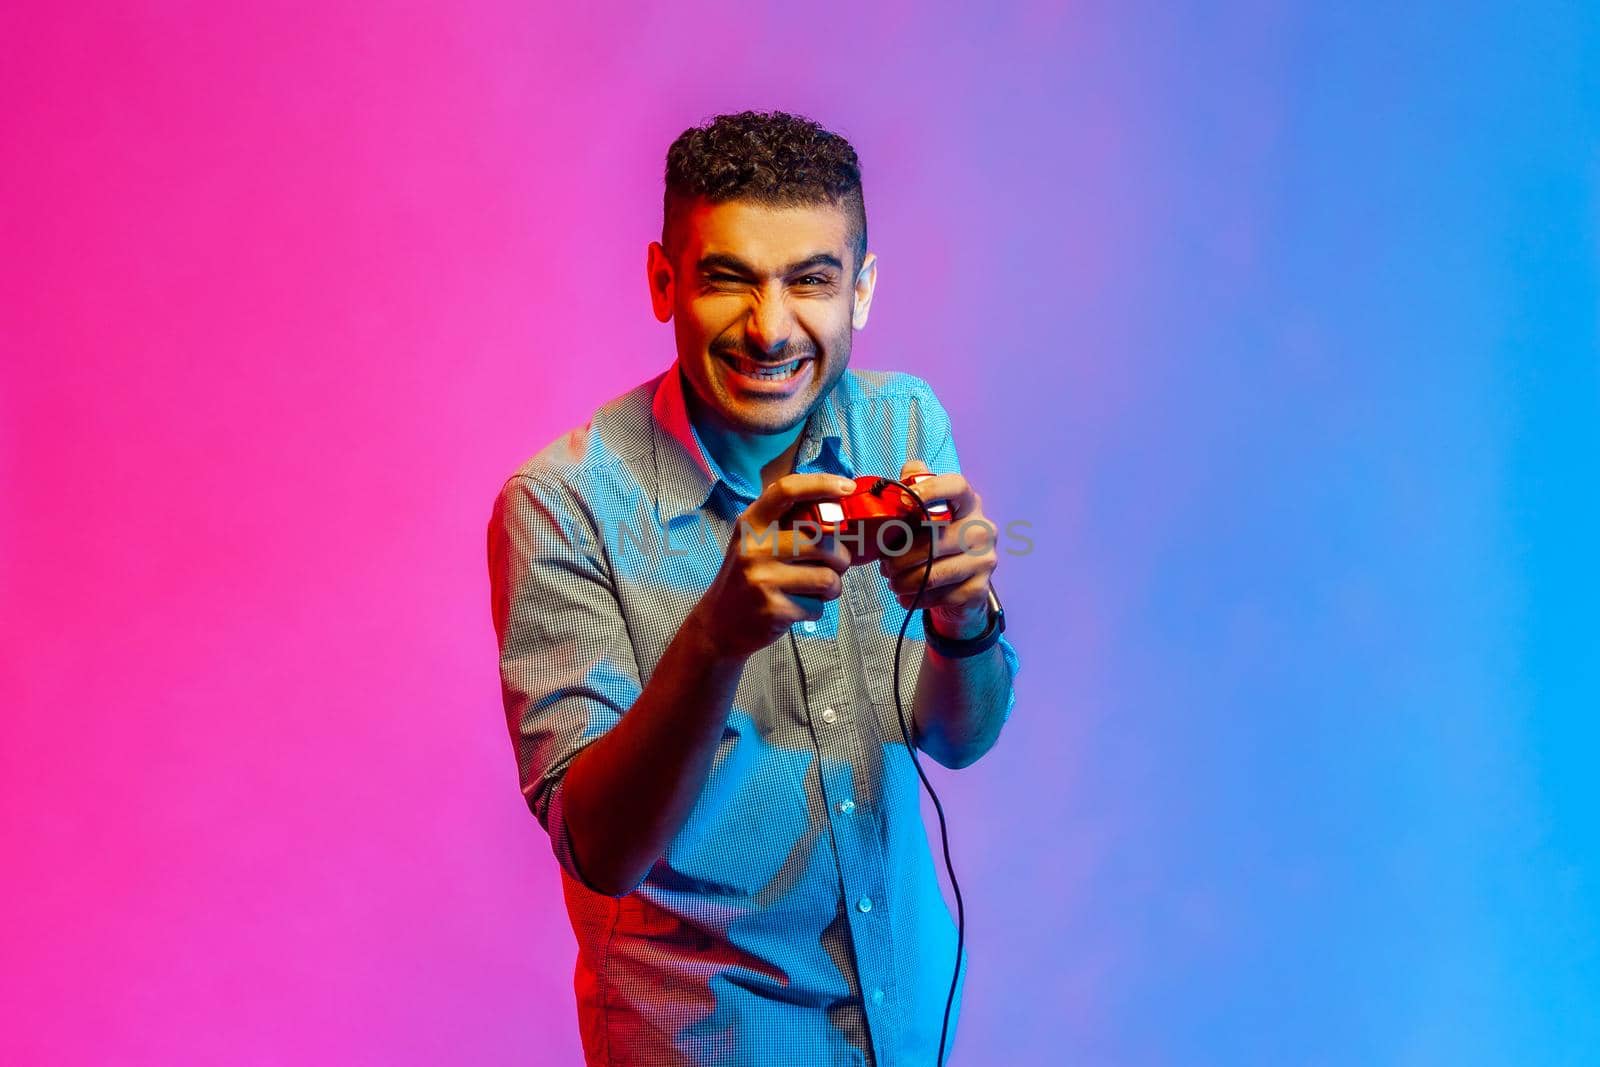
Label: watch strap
xmin=921 ymin=597 xmax=1004 ymax=658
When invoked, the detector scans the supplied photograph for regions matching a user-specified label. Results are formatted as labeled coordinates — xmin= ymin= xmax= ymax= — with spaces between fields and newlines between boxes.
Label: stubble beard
xmin=692 ymin=331 xmax=852 ymax=438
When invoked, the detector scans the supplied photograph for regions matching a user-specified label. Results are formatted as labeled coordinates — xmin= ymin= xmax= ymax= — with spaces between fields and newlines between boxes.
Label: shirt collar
xmin=651 ymin=361 xmax=856 ymax=525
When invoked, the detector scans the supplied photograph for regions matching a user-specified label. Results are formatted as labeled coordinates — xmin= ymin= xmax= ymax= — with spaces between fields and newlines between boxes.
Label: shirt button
xmin=856 ymin=896 xmax=873 ymax=913
xmin=802 ymin=620 xmax=818 ymax=633
xmin=871 ymin=988 xmax=885 ymax=1005
xmin=836 ymin=799 xmax=856 ymax=815
xmin=820 ymin=707 xmax=838 ymax=724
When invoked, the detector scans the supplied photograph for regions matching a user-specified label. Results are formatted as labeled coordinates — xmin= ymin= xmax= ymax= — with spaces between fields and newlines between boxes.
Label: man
xmin=488 ymin=110 xmax=1020 ymax=1066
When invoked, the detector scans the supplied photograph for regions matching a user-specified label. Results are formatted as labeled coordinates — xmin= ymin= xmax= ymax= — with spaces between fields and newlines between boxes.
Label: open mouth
xmin=717 ymin=353 xmax=812 ymax=382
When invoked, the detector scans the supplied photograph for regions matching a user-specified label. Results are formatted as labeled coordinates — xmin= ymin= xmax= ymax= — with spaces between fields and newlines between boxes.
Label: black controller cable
xmin=786 ymin=476 xmax=967 ymax=1067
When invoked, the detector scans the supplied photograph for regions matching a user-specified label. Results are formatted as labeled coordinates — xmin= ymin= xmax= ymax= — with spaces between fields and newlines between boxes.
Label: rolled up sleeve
xmin=487 ymin=473 xmax=643 ymax=890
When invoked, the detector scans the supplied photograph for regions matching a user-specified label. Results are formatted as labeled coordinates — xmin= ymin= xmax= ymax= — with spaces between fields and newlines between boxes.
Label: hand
xmin=877 ymin=459 xmax=998 ymax=641
xmin=687 ymin=473 xmax=857 ymax=659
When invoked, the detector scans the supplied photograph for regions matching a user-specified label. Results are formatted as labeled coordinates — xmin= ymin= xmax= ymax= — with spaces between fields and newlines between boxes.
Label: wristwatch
xmin=921 ymin=583 xmax=1006 ymax=658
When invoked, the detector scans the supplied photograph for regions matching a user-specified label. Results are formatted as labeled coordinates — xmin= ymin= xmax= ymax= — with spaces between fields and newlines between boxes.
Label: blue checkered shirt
xmin=487 ymin=363 xmax=1020 ymax=1066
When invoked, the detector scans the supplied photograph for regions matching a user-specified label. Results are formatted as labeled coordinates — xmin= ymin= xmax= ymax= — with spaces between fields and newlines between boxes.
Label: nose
xmin=745 ymin=288 xmax=795 ymax=357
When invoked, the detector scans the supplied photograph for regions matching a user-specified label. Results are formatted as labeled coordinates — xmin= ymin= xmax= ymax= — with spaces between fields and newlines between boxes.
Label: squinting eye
xmin=796 ymin=276 xmax=828 ymax=286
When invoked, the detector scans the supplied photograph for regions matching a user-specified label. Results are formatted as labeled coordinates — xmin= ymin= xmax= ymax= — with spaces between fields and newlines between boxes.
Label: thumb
xmin=901 ymin=458 xmax=931 ymax=480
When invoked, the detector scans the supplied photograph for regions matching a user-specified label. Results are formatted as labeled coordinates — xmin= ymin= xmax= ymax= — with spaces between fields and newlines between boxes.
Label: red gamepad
xmin=783 ymin=472 xmax=952 ymax=564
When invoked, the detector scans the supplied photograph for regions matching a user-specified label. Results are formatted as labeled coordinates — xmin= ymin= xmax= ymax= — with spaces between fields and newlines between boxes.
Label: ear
xmin=647 ymin=241 xmax=675 ymax=323
xmin=851 ymin=251 xmax=878 ymax=330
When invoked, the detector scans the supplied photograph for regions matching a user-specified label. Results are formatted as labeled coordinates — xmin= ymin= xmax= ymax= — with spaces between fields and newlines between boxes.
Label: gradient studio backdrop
xmin=3 ymin=2 xmax=1597 ymax=1064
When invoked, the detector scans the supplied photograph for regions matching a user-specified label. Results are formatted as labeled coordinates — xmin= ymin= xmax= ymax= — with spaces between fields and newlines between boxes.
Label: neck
xmin=682 ymin=379 xmax=805 ymax=494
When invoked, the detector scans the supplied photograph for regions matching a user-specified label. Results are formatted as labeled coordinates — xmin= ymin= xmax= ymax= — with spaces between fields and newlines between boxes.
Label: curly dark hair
xmin=663 ymin=110 xmax=867 ymax=271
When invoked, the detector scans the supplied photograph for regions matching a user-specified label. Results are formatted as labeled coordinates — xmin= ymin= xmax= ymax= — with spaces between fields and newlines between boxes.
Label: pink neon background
xmin=8 ymin=2 xmax=1598 ymax=1064
xmin=3 ymin=6 xmax=1108 ymax=1062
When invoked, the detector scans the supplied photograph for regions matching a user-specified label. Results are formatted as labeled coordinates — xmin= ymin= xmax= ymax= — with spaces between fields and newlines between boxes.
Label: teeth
xmin=728 ymin=357 xmax=805 ymax=380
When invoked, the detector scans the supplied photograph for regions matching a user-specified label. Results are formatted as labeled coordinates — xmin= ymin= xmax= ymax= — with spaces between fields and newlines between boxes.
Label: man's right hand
xmin=688 ymin=473 xmax=857 ymax=659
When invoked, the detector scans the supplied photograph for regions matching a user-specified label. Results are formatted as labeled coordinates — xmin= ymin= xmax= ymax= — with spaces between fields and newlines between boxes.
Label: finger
xmin=888 ymin=535 xmax=996 ymax=593
xmin=775 ymin=563 xmax=843 ymax=601
xmin=744 ymin=472 xmax=858 ymax=530
xmin=895 ymin=570 xmax=992 ymax=611
xmin=905 ymin=473 xmax=977 ymax=521
xmin=900 ymin=458 xmax=931 ymax=480
xmin=936 ymin=517 xmax=997 ymax=572
xmin=884 ymin=553 xmax=974 ymax=599
xmin=748 ymin=563 xmax=840 ymax=623
xmin=775 ymin=531 xmax=852 ymax=573
xmin=784 ymin=534 xmax=851 ymax=575
xmin=735 ymin=510 xmax=843 ymax=561
xmin=783 ymin=592 xmax=827 ymax=622
xmin=879 ymin=518 xmax=993 ymax=581
xmin=880 ymin=545 xmax=955 ymax=590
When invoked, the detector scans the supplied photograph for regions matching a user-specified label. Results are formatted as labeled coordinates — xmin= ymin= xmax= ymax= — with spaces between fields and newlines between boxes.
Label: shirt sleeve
xmin=913 ymin=379 xmax=1022 ymax=729
xmin=487 ymin=472 xmax=644 ymax=892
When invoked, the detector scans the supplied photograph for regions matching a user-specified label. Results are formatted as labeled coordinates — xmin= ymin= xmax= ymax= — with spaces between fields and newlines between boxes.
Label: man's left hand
xmin=877 ymin=459 xmax=998 ymax=641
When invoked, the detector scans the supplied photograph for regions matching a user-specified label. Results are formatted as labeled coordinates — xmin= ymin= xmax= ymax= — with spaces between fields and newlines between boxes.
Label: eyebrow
xmin=696 ymin=252 xmax=844 ymax=277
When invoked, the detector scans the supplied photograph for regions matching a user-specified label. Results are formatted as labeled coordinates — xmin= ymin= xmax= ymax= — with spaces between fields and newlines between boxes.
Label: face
xmin=648 ymin=199 xmax=877 ymax=438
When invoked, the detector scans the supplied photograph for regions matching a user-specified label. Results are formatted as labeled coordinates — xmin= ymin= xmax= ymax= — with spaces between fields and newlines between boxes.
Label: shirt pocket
xmin=845 ymin=567 xmax=927 ymax=716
